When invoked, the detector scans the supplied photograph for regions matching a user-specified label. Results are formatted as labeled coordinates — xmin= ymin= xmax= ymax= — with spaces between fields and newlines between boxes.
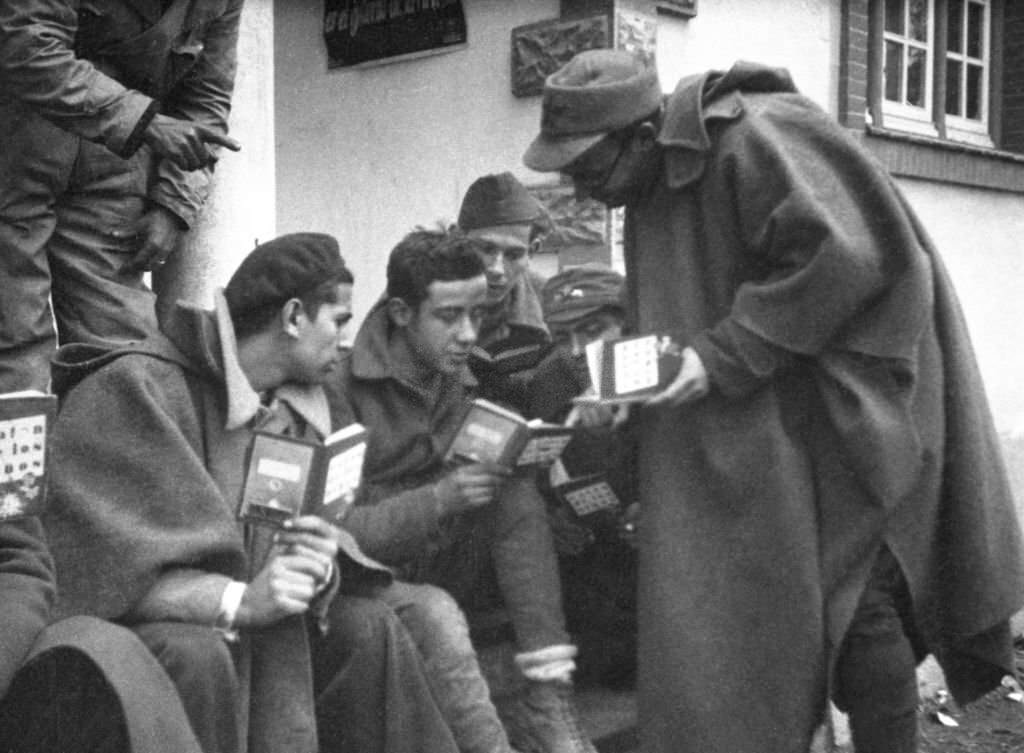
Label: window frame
xmin=874 ymin=0 xmax=994 ymax=146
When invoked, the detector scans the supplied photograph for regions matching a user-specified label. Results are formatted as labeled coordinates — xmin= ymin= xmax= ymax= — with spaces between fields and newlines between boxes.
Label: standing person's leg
xmin=0 ymin=104 xmax=74 ymax=392
xmin=312 ymin=593 xmax=462 ymax=753
xmin=833 ymin=547 xmax=920 ymax=753
xmin=48 ymin=139 xmax=160 ymax=350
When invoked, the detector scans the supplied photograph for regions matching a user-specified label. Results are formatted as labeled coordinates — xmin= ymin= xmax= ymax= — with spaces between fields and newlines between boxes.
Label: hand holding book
xmin=433 ymin=461 xmax=512 ymax=516
xmin=573 ymin=334 xmax=684 ymax=406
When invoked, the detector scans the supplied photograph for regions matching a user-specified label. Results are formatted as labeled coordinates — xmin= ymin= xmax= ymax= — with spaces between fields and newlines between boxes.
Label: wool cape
xmin=623 ymin=63 xmax=1024 ymax=753
xmin=43 ymin=299 xmax=381 ymax=753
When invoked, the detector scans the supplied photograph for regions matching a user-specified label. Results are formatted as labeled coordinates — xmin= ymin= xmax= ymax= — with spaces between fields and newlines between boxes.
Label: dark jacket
xmin=625 ymin=62 xmax=1024 ymax=753
xmin=0 ymin=0 xmax=241 ymax=225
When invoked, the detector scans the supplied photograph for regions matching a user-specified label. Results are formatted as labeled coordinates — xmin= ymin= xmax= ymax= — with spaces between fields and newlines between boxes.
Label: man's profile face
xmin=289 ymin=283 xmax=353 ymax=384
xmin=466 ymin=224 xmax=534 ymax=302
xmin=401 ymin=275 xmax=489 ymax=376
xmin=550 ymin=309 xmax=624 ymax=357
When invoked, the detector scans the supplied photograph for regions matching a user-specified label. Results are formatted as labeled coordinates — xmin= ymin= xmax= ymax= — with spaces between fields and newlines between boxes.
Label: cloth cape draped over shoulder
xmin=625 ymin=62 xmax=1024 ymax=753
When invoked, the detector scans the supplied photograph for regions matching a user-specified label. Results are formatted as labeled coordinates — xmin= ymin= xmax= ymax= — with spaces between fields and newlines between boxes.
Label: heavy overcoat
xmin=43 ymin=299 xmax=344 ymax=753
xmin=625 ymin=63 xmax=1024 ymax=753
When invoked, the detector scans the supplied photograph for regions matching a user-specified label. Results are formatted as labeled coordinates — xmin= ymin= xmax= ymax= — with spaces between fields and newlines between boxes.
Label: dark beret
xmin=224 ymin=233 xmax=349 ymax=315
xmin=458 ymin=172 xmax=544 ymax=230
xmin=542 ymin=263 xmax=625 ymax=326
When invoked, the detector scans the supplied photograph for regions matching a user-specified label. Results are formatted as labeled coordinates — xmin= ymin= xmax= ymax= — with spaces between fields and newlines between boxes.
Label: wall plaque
xmin=510 ymin=15 xmax=610 ymax=98
xmin=657 ymin=1 xmax=697 ymax=17
xmin=324 ymin=0 xmax=467 ymax=68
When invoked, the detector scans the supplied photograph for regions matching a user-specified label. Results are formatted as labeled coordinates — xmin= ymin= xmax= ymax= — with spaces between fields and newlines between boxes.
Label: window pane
xmin=909 ymin=0 xmax=930 ymax=41
xmin=907 ymin=46 xmax=927 ymax=106
xmin=947 ymin=0 xmax=964 ymax=53
xmin=946 ymin=59 xmax=962 ymax=115
xmin=966 ymin=63 xmax=982 ymax=119
xmin=966 ymin=1 xmax=983 ymax=58
xmin=885 ymin=0 xmax=905 ymax=34
xmin=885 ymin=41 xmax=904 ymax=101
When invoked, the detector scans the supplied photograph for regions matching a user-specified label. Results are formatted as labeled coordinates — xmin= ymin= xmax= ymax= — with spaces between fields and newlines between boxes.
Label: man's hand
xmin=117 ymin=206 xmax=186 ymax=273
xmin=143 ymin=113 xmax=241 ymax=171
xmin=565 ymin=401 xmax=631 ymax=430
xmin=645 ymin=346 xmax=709 ymax=408
xmin=434 ymin=462 xmax=512 ymax=516
xmin=235 ymin=516 xmax=339 ymax=628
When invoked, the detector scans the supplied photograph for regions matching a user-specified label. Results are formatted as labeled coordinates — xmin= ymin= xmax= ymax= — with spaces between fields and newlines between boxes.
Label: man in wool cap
xmin=457 ymin=172 xmax=553 ymax=413
xmin=524 ymin=49 xmax=1024 ymax=753
xmin=43 ymin=232 xmax=464 ymax=753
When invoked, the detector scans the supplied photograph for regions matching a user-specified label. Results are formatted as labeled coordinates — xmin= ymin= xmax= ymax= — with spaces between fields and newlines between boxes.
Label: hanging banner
xmin=324 ymin=0 xmax=467 ymax=68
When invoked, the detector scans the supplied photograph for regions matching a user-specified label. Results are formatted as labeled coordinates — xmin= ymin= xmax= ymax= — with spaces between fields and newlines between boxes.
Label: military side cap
xmin=458 ymin=172 xmax=544 ymax=230
xmin=542 ymin=263 xmax=625 ymax=325
xmin=524 ymin=49 xmax=663 ymax=173
xmin=225 ymin=232 xmax=348 ymax=314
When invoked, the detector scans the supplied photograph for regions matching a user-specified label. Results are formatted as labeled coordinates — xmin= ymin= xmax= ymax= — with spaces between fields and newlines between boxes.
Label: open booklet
xmin=445 ymin=398 xmax=575 ymax=468
xmin=238 ymin=422 xmax=367 ymax=527
xmin=573 ymin=333 xmax=682 ymax=405
xmin=0 ymin=391 xmax=58 ymax=521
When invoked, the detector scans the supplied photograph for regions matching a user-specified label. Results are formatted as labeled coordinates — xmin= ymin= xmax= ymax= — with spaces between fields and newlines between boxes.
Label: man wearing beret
xmin=524 ymin=49 xmax=1024 ymax=753
xmin=457 ymin=172 xmax=552 ymax=414
xmin=42 ymin=233 xmax=462 ymax=753
xmin=328 ymin=226 xmax=597 ymax=753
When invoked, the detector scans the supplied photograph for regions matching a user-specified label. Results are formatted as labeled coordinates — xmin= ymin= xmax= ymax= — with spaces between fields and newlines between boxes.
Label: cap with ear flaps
xmin=542 ymin=263 xmax=626 ymax=326
xmin=524 ymin=49 xmax=663 ymax=173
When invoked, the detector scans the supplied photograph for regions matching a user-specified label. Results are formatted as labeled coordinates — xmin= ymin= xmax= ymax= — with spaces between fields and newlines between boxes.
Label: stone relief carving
xmin=510 ymin=15 xmax=610 ymax=98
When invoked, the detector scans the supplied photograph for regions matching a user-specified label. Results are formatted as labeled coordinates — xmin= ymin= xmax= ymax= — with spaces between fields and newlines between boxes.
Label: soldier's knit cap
xmin=224 ymin=233 xmax=350 ymax=314
xmin=542 ymin=263 xmax=625 ymax=325
xmin=524 ymin=49 xmax=662 ymax=172
xmin=457 ymin=172 xmax=545 ymax=230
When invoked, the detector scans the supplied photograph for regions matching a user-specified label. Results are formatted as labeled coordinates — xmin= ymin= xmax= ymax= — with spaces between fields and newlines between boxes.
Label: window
xmin=877 ymin=0 xmax=993 ymax=146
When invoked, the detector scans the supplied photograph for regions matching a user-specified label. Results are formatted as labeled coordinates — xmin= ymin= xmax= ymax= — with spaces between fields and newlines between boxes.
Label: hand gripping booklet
xmin=239 ymin=422 xmax=367 ymax=527
xmin=445 ymin=399 xmax=575 ymax=468
xmin=574 ymin=334 xmax=682 ymax=405
xmin=0 ymin=391 xmax=58 ymax=522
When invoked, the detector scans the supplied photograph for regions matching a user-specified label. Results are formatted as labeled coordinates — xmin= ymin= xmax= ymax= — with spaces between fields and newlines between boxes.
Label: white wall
xmin=274 ymin=0 xmax=559 ymax=320
xmin=898 ymin=179 xmax=1024 ymax=437
xmin=162 ymin=0 xmax=277 ymax=311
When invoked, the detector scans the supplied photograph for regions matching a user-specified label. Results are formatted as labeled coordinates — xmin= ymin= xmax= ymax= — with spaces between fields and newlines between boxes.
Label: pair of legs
xmin=833 ymin=547 xmax=920 ymax=753
xmin=132 ymin=600 xmax=461 ymax=753
xmin=0 ymin=101 xmax=160 ymax=392
xmin=396 ymin=472 xmax=595 ymax=753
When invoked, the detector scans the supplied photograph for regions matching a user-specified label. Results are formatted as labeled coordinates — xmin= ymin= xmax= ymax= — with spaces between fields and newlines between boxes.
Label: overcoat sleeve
xmin=45 ymin=356 xmax=246 ymax=622
xmin=0 ymin=518 xmax=55 ymax=697
xmin=689 ymin=101 xmax=916 ymax=397
xmin=150 ymin=0 xmax=243 ymax=226
xmin=0 ymin=0 xmax=154 ymax=157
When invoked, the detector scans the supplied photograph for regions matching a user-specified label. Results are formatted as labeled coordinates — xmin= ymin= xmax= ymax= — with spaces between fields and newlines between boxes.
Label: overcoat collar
xmin=659 ymin=61 xmax=798 ymax=189
xmin=350 ymin=296 xmax=477 ymax=390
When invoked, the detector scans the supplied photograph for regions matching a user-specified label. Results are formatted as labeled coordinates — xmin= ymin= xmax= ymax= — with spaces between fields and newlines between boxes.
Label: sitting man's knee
xmin=133 ymin=622 xmax=237 ymax=692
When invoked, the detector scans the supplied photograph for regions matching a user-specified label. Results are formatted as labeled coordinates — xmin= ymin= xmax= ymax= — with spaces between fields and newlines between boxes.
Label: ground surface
xmin=918 ymin=680 xmax=1024 ymax=753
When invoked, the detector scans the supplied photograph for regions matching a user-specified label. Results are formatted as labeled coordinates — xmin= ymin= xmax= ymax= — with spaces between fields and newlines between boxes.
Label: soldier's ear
xmin=281 ymin=298 xmax=305 ymax=338
xmin=386 ymin=297 xmax=413 ymax=328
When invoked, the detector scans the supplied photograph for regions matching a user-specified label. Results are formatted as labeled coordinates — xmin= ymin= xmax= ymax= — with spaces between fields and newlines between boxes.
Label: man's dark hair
xmin=386 ymin=225 xmax=488 ymax=309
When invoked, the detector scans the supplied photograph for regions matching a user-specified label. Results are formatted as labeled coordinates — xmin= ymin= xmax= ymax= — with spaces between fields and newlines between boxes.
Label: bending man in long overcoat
xmin=523 ymin=50 xmax=1024 ymax=753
